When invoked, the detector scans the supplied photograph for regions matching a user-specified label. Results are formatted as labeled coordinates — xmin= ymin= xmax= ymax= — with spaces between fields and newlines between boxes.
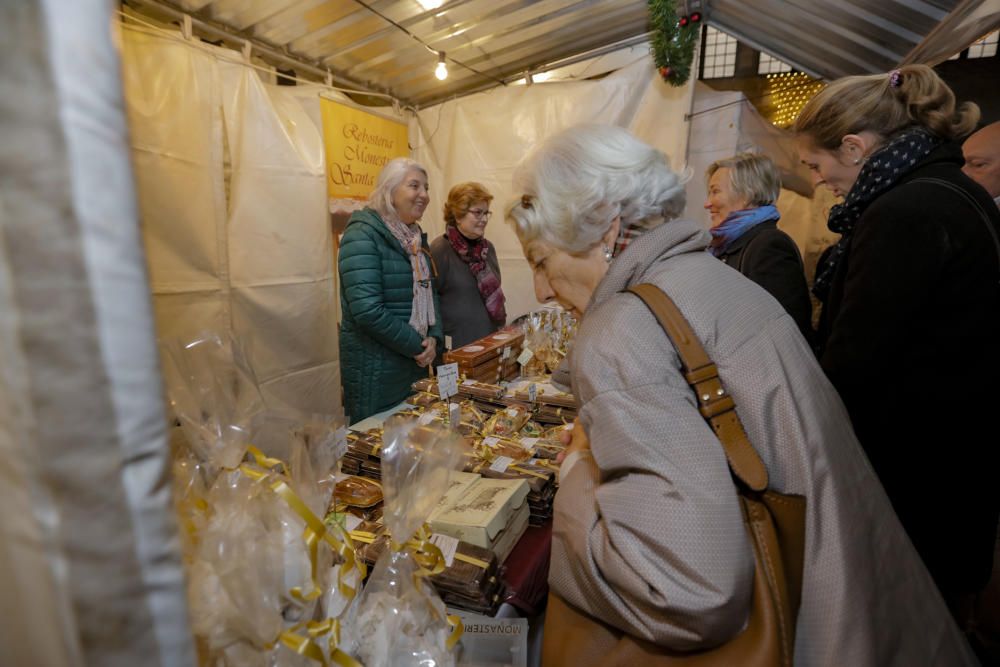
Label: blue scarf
xmin=709 ymin=205 xmax=780 ymax=257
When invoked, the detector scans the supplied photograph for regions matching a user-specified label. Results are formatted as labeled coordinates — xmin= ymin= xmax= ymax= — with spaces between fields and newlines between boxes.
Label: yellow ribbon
xmin=446 ymin=614 xmax=464 ymax=650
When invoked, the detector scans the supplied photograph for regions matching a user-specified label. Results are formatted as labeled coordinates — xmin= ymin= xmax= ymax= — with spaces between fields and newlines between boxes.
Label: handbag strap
xmin=626 ymin=283 xmax=769 ymax=492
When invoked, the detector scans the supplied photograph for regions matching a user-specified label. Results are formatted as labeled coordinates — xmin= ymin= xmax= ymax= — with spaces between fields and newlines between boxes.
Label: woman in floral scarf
xmin=430 ymin=182 xmax=507 ymax=349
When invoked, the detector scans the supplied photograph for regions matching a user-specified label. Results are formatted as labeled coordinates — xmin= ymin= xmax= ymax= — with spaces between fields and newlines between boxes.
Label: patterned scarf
xmin=382 ymin=212 xmax=435 ymax=336
xmin=813 ymin=127 xmax=941 ymax=301
xmin=446 ymin=225 xmax=506 ymax=323
xmin=709 ymin=204 xmax=780 ymax=257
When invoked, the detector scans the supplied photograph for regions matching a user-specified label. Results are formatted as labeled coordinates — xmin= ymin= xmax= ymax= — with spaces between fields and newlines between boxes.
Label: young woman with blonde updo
xmin=794 ymin=64 xmax=1000 ymax=620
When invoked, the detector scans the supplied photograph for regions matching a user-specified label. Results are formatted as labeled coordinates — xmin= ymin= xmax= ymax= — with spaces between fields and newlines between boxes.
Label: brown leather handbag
xmin=542 ymin=283 xmax=807 ymax=667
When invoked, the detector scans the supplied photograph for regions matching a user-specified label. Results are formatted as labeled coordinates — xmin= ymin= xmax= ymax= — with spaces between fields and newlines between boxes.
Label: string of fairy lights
xmin=767 ymin=72 xmax=826 ymax=127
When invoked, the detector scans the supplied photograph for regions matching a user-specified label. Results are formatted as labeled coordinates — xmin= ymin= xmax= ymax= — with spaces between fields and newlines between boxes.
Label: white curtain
xmin=411 ymin=56 xmax=695 ymax=320
xmin=0 ymin=2 xmax=194 ymax=666
xmin=122 ymin=23 xmax=342 ymax=416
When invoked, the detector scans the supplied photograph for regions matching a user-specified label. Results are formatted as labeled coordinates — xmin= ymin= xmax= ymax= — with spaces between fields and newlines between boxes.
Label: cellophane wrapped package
xmin=344 ymin=417 xmax=465 ymax=666
xmin=161 ymin=333 xmax=361 ymax=666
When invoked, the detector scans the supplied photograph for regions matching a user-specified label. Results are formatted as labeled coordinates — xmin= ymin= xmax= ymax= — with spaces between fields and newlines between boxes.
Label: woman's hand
xmin=414 ymin=337 xmax=437 ymax=368
xmin=556 ymin=419 xmax=590 ymax=465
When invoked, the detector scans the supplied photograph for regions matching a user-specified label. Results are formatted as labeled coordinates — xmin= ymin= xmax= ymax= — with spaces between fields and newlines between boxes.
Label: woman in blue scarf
xmin=704 ymin=153 xmax=812 ymax=338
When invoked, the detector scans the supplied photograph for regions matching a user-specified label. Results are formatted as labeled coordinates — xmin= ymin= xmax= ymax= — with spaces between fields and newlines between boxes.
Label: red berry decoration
xmin=679 ymin=15 xmax=689 ymax=27
xmin=659 ymin=66 xmax=672 ymax=79
xmin=690 ymin=12 xmax=702 ymax=23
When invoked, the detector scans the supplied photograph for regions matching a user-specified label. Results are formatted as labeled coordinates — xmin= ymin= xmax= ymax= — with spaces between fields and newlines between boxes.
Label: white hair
xmin=508 ymin=124 xmax=687 ymax=253
xmin=369 ymin=157 xmax=428 ymax=219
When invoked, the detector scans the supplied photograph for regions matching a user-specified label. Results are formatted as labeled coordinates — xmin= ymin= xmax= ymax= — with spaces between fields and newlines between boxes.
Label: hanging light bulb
xmin=435 ymin=51 xmax=448 ymax=80
xmin=417 ymin=0 xmax=443 ymax=9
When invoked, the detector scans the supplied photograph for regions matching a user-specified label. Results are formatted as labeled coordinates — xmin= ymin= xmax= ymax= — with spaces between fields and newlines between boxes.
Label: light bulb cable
xmin=349 ymin=0 xmax=505 ymax=85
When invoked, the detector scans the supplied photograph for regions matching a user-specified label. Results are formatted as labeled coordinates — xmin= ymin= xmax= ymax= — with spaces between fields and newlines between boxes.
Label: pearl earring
xmin=853 ymin=157 xmax=862 ymax=165
xmin=603 ymin=245 xmax=613 ymax=263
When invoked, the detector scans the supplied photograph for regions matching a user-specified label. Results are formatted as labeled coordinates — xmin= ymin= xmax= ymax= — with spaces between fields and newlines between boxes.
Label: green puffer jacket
xmin=339 ymin=207 xmax=442 ymax=422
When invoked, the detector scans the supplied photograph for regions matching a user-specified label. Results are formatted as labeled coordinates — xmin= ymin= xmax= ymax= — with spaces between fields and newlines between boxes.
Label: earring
xmin=853 ymin=157 xmax=862 ymax=165
xmin=603 ymin=245 xmax=613 ymax=263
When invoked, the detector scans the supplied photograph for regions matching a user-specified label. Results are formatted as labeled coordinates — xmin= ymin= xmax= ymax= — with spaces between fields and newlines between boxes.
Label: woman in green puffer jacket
xmin=338 ymin=157 xmax=443 ymax=422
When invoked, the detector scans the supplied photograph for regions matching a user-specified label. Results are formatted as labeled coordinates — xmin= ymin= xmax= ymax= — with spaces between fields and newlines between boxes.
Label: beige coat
xmin=549 ymin=219 xmax=975 ymax=666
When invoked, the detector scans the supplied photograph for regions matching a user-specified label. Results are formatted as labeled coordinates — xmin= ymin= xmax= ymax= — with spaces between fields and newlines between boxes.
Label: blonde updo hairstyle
xmin=508 ymin=124 xmax=687 ymax=254
xmin=443 ymin=182 xmax=493 ymax=227
xmin=793 ymin=64 xmax=979 ymax=150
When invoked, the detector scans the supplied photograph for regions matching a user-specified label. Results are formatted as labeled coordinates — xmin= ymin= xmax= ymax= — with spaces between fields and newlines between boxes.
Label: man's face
xmin=963 ymin=123 xmax=1000 ymax=199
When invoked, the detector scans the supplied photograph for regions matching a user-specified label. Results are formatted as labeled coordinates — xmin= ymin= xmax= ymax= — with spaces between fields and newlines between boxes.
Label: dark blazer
xmin=430 ymin=233 xmax=503 ymax=349
xmin=816 ymin=142 xmax=1000 ymax=596
xmin=338 ymin=207 xmax=443 ymax=423
xmin=715 ymin=219 xmax=812 ymax=339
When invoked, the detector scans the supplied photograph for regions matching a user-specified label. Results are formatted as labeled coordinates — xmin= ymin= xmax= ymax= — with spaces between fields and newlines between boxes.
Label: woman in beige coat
xmin=507 ymin=124 xmax=974 ymax=666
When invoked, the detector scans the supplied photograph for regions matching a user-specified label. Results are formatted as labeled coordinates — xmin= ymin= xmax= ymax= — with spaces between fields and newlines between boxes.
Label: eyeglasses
xmin=468 ymin=208 xmax=493 ymax=220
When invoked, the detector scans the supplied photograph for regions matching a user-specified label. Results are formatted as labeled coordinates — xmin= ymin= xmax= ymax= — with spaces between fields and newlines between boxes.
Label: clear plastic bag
xmin=345 ymin=417 xmax=465 ymax=666
xmin=160 ymin=331 xmax=264 ymax=471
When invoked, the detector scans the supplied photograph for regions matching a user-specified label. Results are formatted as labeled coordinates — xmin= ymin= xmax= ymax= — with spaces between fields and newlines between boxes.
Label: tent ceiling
xmin=129 ymin=0 xmax=991 ymax=108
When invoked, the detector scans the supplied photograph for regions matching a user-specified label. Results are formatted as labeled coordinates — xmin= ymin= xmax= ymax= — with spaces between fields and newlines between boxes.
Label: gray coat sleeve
xmin=552 ymin=295 xmax=753 ymax=649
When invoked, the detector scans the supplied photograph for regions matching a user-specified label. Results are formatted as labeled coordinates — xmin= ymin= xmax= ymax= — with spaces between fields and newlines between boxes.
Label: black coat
xmin=715 ymin=219 xmax=812 ymax=339
xmin=816 ymin=142 xmax=1000 ymax=596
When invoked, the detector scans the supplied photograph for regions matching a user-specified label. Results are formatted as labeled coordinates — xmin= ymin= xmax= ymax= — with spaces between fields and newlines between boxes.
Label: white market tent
xmin=2 ymin=1 xmax=999 ymax=665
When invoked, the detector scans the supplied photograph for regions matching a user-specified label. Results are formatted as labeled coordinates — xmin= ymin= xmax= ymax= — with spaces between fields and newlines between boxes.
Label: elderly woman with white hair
xmin=339 ymin=157 xmax=442 ymax=423
xmin=508 ymin=124 xmax=974 ymax=665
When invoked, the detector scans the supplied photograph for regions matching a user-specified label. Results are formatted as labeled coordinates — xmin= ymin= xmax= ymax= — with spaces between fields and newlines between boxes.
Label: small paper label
xmin=444 ymin=335 xmax=453 ymax=350
xmin=506 ymin=407 xmax=519 ymax=417
xmin=333 ymin=426 xmax=348 ymax=460
xmin=437 ymin=362 xmax=459 ymax=399
xmin=344 ymin=514 xmax=363 ymax=532
xmin=565 ymin=422 xmax=575 ymax=430
xmin=430 ymin=533 xmax=459 ymax=567
xmin=517 ymin=348 xmax=534 ymax=366
xmin=448 ymin=402 xmax=461 ymax=426
xmin=520 ymin=437 xmax=538 ymax=449
xmin=418 ymin=409 xmax=439 ymax=425
xmin=489 ymin=455 xmax=513 ymax=473
xmin=482 ymin=436 xmax=500 ymax=448
xmin=502 ymin=345 xmax=511 ymax=360
xmin=528 ymin=383 xmax=538 ymax=402
xmin=462 ymin=378 xmax=476 ymax=386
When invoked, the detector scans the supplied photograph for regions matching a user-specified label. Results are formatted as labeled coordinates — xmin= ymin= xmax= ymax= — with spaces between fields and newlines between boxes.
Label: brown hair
xmin=793 ymin=64 xmax=979 ymax=150
xmin=443 ymin=182 xmax=493 ymax=226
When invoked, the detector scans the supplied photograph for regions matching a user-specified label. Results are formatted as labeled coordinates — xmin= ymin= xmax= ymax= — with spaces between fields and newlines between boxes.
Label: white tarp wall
xmin=411 ymin=56 xmax=695 ymax=320
xmin=687 ymin=83 xmax=840 ymax=283
xmin=121 ymin=21 xmax=343 ymax=416
xmin=0 ymin=2 xmax=193 ymax=666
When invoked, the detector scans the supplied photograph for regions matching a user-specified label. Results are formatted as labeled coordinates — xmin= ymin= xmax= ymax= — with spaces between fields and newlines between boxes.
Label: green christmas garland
xmin=648 ymin=0 xmax=701 ymax=86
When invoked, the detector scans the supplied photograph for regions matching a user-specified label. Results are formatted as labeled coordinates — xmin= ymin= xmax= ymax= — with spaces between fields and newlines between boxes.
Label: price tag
xmin=502 ymin=345 xmax=511 ymax=360
xmin=430 ymin=533 xmax=459 ymax=567
xmin=444 ymin=335 xmax=453 ymax=351
xmin=448 ymin=402 xmax=461 ymax=426
xmin=418 ymin=409 xmax=439 ymax=426
xmin=482 ymin=436 xmax=500 ymax=448
xmin=520 ymin=437 xmax=538 ymax=450
xmin=437 ymin=362 xmax=459 ymax=400
xmin=462 ymin=378 xmax=476 ymax=386
xmin=517 ymin=348 xmax=534 ymax=366
xmin=528 ymin=383 xmax=538 ymax=402
xmin=489 ymin=455 xmax=513 ymax=473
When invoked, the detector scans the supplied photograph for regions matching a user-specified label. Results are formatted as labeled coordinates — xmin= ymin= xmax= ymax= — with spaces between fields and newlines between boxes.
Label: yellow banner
xmin=321 ymin=99 xmax=409 ymax=200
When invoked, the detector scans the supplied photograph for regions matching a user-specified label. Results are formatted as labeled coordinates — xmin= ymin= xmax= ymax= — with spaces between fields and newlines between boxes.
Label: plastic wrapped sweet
xmin=484 ymin=404 xmax=531 ymax=437
xmin=343 ymin=417 xmax=465 ymax=666
xmin=161 ymin=332 xmax=361 ymax=666
xmin=335 ymin=475 xmax=384 ymax=508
